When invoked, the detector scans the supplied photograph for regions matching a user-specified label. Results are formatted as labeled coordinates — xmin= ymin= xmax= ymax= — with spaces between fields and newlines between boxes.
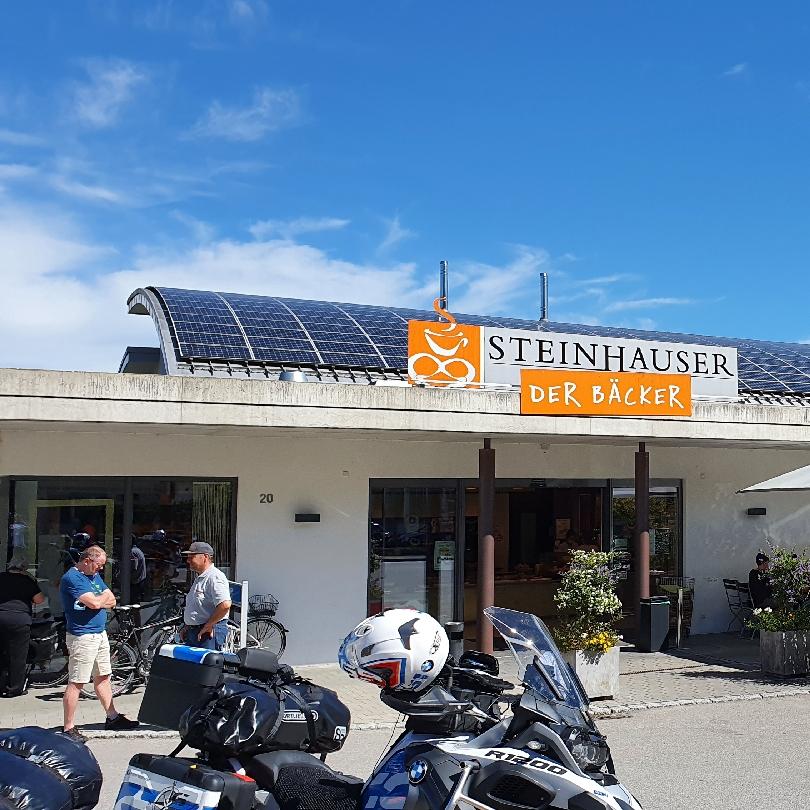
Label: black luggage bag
xmin=28 ymin=618 xmax=59 ymax=663
xmin=0 ymin=726 xmax=102 ymax=810
xmin=180 ymin=677 xmax=351 ymax=756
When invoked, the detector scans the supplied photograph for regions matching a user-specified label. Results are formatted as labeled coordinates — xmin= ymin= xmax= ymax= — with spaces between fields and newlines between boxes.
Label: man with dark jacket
xmin=748 ymin=552 xmax=773 ymax=608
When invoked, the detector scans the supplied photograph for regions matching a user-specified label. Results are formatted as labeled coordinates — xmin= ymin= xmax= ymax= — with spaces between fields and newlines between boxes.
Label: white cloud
xmin=0 ymin=204 xmax=429 ymax=372
xmin=249 ymin=216 xmax=350 ymax=240
xmin=69 ymin=58 xmax=148 ymax=129
xmin=451 ymin=245 xmax=550 ymax=316
xmin=0 ymin=163 xmax=37 ymax=181
xmin=171 ymin=210 xmax=216 ymax=243
xmin=49 ymin=175 xmax=127 ymax=204
xmin=0 ymin=128 xmax=45 ymax=147
xmin=228 ymin=0 xmax=268 ymax=24
xmin=723 ymin=62 xmax=748 ymax=77
xmin=378 ymin=215 xmax=415 ymax=253
xmin=604 ymin=297 xmax=696 ymax=313
xmin=189 ymin=87 xmax=300 ymax=141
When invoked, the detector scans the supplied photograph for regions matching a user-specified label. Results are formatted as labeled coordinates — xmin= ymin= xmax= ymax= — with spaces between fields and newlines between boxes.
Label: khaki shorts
xmin=65 ymin=631 xmax=112 ymax=684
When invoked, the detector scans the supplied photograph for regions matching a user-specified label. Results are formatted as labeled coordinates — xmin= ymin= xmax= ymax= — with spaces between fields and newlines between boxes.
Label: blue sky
xmin=2 ymin=2 xmax=810 ymax=370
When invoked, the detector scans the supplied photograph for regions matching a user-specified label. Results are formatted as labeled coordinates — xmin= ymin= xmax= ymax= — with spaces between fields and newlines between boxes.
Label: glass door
xmin=369 ymin=483 xmax=459 ymax=624
xmin=610 ymin=482 xmax=682 ymax=623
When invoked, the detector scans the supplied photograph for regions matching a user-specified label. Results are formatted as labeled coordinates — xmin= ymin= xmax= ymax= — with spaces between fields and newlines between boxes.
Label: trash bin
xmin=638 ymin=596 xmax=670 ymax=652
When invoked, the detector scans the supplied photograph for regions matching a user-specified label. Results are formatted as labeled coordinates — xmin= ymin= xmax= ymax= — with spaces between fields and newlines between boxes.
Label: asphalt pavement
xmin=93 ymin=695 xmax=810 ymax=809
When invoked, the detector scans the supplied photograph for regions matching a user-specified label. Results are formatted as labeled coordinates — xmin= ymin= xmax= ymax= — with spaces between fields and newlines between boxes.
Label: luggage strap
xmin=278 ymin=684 xmax=317 ymax=751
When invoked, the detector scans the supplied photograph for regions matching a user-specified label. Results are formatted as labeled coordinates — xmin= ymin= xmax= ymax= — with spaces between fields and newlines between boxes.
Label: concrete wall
xmin=2 ymin=425 xmax=810 ymax=663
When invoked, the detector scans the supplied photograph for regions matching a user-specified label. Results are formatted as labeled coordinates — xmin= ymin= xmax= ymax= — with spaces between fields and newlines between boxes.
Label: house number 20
xmin=259 ymin=493 xmax=274 ymax=504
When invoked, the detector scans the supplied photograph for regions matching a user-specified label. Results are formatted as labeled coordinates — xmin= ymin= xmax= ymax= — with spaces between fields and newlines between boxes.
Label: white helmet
xmin=338 ymin=609 xmax=449 ymax=693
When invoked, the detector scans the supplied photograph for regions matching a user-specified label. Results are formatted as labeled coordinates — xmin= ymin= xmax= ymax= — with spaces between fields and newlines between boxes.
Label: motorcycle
xmin=121 ymin=607 xmax=642 ymax=810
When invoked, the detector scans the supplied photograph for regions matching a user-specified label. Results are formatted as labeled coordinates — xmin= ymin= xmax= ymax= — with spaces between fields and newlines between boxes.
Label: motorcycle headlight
xmin=561 ymin=728 xmax=610 ymax=771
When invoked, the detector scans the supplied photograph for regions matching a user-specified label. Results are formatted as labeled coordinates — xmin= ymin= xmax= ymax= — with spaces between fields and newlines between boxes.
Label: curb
xmin=592 ymin=687 xmax=810 ymax=717
xmin=84 ymin=729 xmax=180 ymax=740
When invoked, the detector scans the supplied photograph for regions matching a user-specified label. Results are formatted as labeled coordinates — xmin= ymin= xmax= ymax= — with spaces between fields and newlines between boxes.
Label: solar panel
xmin=147 ymin=287 xmax=810 ymax=394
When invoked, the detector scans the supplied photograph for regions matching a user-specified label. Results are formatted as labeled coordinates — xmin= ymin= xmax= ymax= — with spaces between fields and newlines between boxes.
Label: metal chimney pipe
xmin=439 ymin=260 xmax=449 ymax=315
xmin=539 ymin=272 xmax=549 ymax=322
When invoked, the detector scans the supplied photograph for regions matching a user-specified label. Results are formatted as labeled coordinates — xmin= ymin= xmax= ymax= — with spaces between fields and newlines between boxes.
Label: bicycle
xmin=80 ymin=603 xmax=184 ymax=698
xmin=244 ymin=593 xmax=288 ymax=658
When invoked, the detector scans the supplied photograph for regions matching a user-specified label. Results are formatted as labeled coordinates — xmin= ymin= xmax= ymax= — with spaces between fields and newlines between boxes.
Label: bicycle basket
xmin=248 ymin=594 xmax=279 ymax=615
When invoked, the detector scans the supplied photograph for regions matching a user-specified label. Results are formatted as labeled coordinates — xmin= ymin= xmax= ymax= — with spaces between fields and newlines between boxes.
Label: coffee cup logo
xmin=407 ymin=299 xmax=482 ymax=386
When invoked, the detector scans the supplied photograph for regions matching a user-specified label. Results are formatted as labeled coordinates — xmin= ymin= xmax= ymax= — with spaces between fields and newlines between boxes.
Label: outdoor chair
xmin=723 ymin=578 xmax=747 ymax=633
xmin=735 ymin=582 xmax=756 ymax=639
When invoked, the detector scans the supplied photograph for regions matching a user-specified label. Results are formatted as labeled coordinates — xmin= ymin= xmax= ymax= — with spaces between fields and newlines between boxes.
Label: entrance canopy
xmin=739 ymin=464 xmax=810 ymax=492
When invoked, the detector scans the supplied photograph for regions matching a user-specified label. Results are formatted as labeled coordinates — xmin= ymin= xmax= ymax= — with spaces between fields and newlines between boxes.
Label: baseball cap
xmin=755 ymin=552 xmax=769 ymax=565
xmin=182 ymin=541 xmax=215 ymax=556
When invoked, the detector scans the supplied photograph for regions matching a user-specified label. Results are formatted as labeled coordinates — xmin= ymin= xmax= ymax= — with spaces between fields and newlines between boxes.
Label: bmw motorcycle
xmin=225 ymin=606 xmax=642 ymax=810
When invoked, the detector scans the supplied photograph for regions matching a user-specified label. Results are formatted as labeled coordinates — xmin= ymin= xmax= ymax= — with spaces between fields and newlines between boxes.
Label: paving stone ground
xmin=1 ymin=632 xmax=806 ymax=736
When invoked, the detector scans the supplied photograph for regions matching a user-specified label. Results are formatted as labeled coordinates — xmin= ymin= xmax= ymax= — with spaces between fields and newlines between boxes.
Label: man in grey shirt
xmin=179 ymin=542 xmax=232 ymax=650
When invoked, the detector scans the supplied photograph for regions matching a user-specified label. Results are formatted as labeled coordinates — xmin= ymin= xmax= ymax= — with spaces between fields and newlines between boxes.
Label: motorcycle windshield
xmin=484 ymin=606 xmax=588 ymax=711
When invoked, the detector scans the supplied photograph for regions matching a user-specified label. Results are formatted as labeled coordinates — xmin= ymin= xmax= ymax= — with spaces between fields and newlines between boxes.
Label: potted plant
xmin=552 ymin=550 xmax=623 ymax=699
xmin=748 ymin=546 xmax=810 ymax=677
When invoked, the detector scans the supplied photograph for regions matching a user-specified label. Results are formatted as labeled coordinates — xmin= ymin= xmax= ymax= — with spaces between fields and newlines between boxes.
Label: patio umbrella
xmin=738 ymin=463 xmax=810 ymax=492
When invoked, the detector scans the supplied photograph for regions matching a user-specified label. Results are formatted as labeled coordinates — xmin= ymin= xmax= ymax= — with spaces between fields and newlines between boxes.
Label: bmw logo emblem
xmin=420 ymin=659 xmax=434 ymax=672
xmin=408 ymin=759 xmax=429 ymax=784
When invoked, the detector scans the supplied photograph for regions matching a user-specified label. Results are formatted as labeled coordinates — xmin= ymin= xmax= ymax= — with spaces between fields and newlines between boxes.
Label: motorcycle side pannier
xmin=180 ymin=678 xmax=351 ymax=756
xmin=115 ymin=753 xmax=255 ymax=810
xmin=139 ymin=644 xmax=225 ymax=730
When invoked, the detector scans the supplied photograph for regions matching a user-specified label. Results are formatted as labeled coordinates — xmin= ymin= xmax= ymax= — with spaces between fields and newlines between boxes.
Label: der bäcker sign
xmin=407 ymin=300 xmax=739 ymax=409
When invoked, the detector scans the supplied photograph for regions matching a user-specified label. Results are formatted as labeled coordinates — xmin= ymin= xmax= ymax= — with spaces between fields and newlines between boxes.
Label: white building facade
xmin=3 ymin=368 xmax=810 ymax=664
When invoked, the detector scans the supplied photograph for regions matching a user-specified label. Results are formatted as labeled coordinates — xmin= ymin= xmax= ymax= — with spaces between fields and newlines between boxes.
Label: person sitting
xmin=748 ymin=552 xmax=773 ymax=608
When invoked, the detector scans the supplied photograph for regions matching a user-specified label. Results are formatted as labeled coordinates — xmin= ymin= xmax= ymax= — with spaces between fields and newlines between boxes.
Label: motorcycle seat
xmin=246 ymin=750 xmax=363 ymax=793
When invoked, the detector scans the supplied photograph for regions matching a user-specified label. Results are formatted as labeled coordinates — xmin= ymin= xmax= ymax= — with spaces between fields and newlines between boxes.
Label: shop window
xmin=8 ymin=477 xmax=235 ymax=612
xmin=463 ymin=483 xmax=604 ymax=627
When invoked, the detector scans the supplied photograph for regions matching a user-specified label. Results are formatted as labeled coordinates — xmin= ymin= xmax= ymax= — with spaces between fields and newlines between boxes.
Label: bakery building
xmin=2 ymin=285 xmax=809 ymax=663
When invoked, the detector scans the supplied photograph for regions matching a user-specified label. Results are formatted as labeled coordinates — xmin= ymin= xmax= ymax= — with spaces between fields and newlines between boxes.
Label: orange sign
xmin=408 ymin=298 xmax=482 ymax=386
xmin=520 ymin=369 xmax=692 ymax=417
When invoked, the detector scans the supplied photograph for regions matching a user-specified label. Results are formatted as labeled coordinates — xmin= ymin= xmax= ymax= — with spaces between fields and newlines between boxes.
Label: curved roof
xmin=128 ymin=286 xmax=810 ymax=396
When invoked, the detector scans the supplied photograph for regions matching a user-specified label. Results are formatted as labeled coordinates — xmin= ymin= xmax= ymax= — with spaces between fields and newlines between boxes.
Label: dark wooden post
xmin=477 ymin=438 xmax=496 ymax=653
xmin=634 ymin=441 xmax=650 ymax=635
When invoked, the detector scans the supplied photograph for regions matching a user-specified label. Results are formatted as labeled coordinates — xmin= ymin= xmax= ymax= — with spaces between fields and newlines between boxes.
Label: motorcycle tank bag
xmin=246 ymin=751 xmax=362 ymax=810
xmin=0 ymin=749 xmax=73 ymax=810
xmin=139 ymin=644 xmax=225 ymax=730
xmin=115 ymin=753 xmax=256 ymax=810
xmin=180 ymin=678 xmax=351 ymax=756
xmin=28 ymin=619 xmax=58 ymax=663
xmin=0 ymin=726 xmax=102 ymax=810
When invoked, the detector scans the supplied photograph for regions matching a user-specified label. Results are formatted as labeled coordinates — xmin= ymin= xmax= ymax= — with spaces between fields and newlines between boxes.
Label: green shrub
xmin=552 ymin=550 xmax=623 ymax=656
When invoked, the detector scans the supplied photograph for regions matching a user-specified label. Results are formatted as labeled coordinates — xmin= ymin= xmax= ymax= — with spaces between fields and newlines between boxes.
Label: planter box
xmin=561 ymin=645 xmax=620 ymax=700
xmin=760 ymin=630 xmax=810 ymax=677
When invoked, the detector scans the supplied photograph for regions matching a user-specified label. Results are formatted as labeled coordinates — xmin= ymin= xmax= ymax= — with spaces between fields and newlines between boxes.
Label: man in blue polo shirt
xmin=59 ymin=545 xmax=139 ymax=743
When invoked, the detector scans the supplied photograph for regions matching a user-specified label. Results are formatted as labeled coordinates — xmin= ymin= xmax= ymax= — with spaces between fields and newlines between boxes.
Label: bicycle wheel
xmin=81 ymin=639 xmax=138 ymax=698
xmin=246 ymin=616 xmax=287 ymax=658
xmin=141 ymin=626 xmax=179 ymax=677
xmin=221 ymin=621 xmax=260 ymax=654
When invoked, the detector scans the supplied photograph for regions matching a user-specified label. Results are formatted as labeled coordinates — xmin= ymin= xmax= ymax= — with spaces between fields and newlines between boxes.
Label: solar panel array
xmin=150 ymin=287 xmax=810 ymax=395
